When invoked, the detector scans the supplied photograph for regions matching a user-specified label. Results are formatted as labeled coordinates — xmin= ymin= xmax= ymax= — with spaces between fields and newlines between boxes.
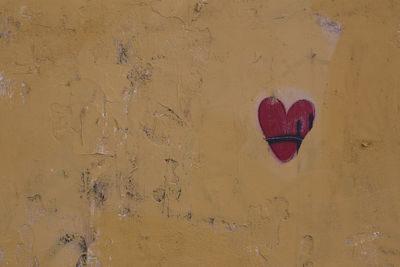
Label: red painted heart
xmin=258 ymin=97 xmax=315 ymax=162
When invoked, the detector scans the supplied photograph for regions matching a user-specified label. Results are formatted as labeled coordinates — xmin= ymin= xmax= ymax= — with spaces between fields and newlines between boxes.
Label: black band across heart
xmin=264 ymin=135 xmax=303 ymax=152
xmin=264 ymin=136 xmax=303 ymax=145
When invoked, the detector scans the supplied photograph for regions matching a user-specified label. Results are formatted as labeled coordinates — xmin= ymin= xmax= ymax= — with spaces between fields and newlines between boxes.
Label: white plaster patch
xmin=316 ymin=16 xmax=342 ymax=59
xmin=0 ymin=72 xmax=14 ymax=99
xmin=346 ymin=231 xmax=383 ymax=265
xmin=0 ymin=72 xmax=30 ymax=104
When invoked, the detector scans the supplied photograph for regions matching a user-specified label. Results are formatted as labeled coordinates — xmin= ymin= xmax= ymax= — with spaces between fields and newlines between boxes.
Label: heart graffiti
xmin=258 ymin=97 xmax=315 ymax=162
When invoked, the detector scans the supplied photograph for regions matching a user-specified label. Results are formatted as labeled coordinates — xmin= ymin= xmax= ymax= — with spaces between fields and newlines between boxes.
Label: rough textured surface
xmin=0 ymin=0 xmax=399 ymax=266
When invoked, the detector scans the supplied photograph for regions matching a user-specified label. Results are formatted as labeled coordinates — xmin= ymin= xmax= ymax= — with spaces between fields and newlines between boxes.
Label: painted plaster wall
xmin=0 ymin=0 xmax=399 ymax=266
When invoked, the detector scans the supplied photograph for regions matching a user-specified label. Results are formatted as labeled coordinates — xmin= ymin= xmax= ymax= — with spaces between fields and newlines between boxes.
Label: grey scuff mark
xmin=77 ymin=255 xmax=102 ymax=267
xmin=141 ymin=123 xmax=170 ymax=146
xmin=316 ymin=16 xmax=342 ymax=34
xmin=153 ymin=186 xmax=166 ymax=203
xmin=80 ymin=168 xmax=91 ymax=196
xmin=120 ymin=157 xmax=144 ymax=202
xmin=118 ymin=206 xmax=132 ymax=217
xmin=115 ymin=41 xmax=129 ymax=64
xmin=142 ymin=125 xmax=154 ymax=140
xmin=46 ymin=232 xmax=94 ymax=265
xmin=220 ymin=220 xmax=240 ymax=232
xmin=152 ymin=158 xmax=182 ymax=218
xmin=117 ymin=156 xmax=145 ymax=221
xmin=80 ymin=167 xmax=109 ymax=207
xmin=128 ymin=155 xmax=138 ymax=174
xmin=126 ymin=63 xmax=153 ymax=90
xmin=156 ymin=102 xmax=188 ymax=127
xmin=75 ymin=238 xmax=88 ymax=267
xmin=315 ymin=14 xmax=341 ymax=59
xmin=202 ymin=216 xmax=248 ymax=232
xmin=89 ymin=181 xmax=108 ymax=207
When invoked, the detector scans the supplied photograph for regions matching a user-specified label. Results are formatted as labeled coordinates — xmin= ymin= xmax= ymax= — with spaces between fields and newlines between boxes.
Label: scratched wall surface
xmin=0 ymin=0 xmax=400 ymax=266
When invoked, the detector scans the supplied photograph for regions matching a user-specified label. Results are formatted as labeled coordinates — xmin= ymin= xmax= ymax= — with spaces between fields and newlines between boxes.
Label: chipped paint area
xmin=0 ymin=72 xmax=13 ymax=99
xmin=346 ymin=232 xmax=383 ymax=265
xmin=0 ymin=72 xmax=30 ymax=104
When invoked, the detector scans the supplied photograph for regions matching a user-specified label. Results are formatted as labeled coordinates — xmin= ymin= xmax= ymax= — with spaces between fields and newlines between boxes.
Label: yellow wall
xmin=0 ymin=0 xmax=399 ymax=266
